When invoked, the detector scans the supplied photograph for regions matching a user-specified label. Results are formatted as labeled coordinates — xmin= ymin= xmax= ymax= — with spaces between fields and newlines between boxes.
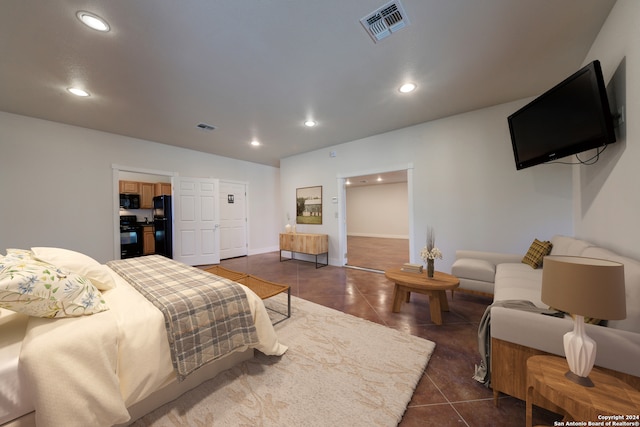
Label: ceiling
xmin=0 ymin=0 xmax=616 ymax=168
xmin=346 ymin=170 xmax=407 ymax=187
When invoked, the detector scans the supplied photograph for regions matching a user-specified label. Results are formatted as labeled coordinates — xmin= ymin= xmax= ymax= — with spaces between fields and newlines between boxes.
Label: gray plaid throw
xmin=108 ymin=255 xmax=258 ymax=381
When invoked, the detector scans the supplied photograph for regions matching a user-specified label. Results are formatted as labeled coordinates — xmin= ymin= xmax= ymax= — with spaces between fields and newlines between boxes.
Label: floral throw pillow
xmin=5 ymin=248 xmax=34 ymax=260
xmin=0 ymin=257 xmax=109 ymax=318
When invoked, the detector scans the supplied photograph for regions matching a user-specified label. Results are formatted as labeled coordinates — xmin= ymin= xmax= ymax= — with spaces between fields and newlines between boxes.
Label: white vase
xmin=285 ymin=223 xmax=292 ymax=233
xmin=563 ymin=315 xmax=596 ymax=385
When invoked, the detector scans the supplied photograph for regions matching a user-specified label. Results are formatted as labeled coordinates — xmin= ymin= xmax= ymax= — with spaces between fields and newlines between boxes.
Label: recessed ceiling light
xmin=399 ymin=83 xmax=417 ymax=93
xmin=67 ymin=87 xmax=90 ymax=97
xmin=250 ymin=140 xmax=261 ymax=147
xmin=304 ymin=120 xmax=317 ymax=127
xmin=76 ymin=11 xmax=110 ymax=32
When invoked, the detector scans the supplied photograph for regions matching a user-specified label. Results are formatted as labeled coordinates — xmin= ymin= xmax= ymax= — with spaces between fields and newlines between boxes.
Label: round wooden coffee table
xmin=384 ymin=268 xmax=460 ymax=325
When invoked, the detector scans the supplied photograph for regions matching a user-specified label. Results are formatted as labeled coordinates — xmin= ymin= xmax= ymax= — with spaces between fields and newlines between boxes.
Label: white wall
xmin=573 ymin=0 xmax=640 ymax=260
xmin=281 ymin=100 xmax=574 ymax=271
xmin=346 ymin=182 xmax=409 ymax=238
xmin=0 ymin=112 xmax=281 ymax=263
xmin=119 ymin=171 xmax=171 ymax=183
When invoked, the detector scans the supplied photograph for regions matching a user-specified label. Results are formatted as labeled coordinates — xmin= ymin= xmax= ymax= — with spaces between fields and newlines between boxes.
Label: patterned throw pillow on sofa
xmin=522 ymin=239 xmax=553 ymax=269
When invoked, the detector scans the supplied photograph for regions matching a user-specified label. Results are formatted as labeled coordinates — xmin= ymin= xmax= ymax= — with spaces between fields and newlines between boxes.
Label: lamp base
xmin=563 ymin=314 xmax=597 ymax=384
xmin=565 ymin=370 xmax=594 ymax=387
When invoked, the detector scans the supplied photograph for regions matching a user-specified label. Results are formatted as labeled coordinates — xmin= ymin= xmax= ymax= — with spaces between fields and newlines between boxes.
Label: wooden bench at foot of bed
xmin=203 ymin=266 xmax=291 ymax=324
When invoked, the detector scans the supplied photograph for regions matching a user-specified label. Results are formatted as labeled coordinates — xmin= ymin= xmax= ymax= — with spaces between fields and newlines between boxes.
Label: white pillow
xmin=31 ymin=247 xmax=115 ymax=291
xmin=0 ymin=257 xmax=109 ymax=318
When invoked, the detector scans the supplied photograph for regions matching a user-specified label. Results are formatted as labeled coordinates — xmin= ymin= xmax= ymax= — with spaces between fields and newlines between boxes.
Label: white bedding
xmin=4 ymin=265 xmax=287 ymax=427
xmin=0 ymin=309 xmax=32 ymax=425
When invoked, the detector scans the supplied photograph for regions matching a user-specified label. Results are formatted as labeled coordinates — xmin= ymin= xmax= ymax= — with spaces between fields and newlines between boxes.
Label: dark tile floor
xmin=217 ymin=251 xmax=562 ymax=426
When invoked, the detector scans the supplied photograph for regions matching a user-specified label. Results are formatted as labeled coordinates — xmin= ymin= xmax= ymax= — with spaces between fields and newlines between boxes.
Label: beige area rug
xmin=131 ymin=295 xmax=435 ymax=427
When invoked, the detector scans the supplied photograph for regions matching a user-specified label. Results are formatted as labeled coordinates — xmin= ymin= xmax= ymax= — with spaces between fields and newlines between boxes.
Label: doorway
xmin=112 ymin=165 xmax=175 ymax=260
xmin=219 ymin=180 xmax=248 ymax=259
xmin=172 ymin=176 xmax=221 ymax=266
xmin=113 ymin=166 xmax=247 ymax=264
xmin=338 ymin=166 xmax=413 ymax=272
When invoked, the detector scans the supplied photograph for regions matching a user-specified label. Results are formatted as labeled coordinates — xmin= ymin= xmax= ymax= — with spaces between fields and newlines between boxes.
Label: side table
xmin=526 ymin=355 xmax=640 ymax=427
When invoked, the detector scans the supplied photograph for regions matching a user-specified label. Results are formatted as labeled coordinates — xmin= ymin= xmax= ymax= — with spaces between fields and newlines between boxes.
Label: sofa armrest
xmin=455 ymin=250 xmax=522 ymax=266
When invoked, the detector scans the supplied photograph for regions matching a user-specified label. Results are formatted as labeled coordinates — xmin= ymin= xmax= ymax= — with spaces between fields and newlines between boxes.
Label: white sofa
xmin=453 ymin=235 xmax=640 ymax=403
xmin=451 ymin=250 xmax=521 ymax=295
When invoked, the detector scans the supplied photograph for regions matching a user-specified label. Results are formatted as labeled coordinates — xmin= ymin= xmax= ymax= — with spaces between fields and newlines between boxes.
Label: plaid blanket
xmin=107 ymin=255 xmax=258 ymax=381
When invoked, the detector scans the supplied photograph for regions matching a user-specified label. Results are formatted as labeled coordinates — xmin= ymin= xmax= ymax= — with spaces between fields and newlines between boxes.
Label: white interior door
xmin=172 ymin=177 xmax=220 ymax=266
xmin=220 ymin=181 xmax=248 ymax=259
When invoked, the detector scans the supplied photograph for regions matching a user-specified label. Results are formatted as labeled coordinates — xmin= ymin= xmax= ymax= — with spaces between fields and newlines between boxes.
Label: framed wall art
xmin=296 ymin=186 xmax=322 ymax=224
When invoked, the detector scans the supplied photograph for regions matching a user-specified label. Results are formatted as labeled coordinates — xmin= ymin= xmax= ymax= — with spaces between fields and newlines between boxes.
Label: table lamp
xmin=541 ymin=255 xmax=626 ymax=387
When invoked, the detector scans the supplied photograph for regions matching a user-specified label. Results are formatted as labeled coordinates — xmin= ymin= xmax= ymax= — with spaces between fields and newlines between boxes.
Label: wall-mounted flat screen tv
xmin=508 ymin=60 xmax=616 ymax=170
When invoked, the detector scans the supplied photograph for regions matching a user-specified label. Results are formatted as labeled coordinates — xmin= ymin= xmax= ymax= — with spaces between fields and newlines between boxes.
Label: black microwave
xmin=119 ymin=194 xmax=140 ymax=209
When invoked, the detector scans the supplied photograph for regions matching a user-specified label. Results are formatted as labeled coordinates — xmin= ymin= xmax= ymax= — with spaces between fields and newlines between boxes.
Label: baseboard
xmin=347 ymin=233 xmax=409 ymax=239
xmin=247 ymin=246 xmax=279 ymax=256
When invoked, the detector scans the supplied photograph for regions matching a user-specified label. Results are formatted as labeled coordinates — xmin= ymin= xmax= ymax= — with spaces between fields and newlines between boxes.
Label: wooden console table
xmin=279 ymin=233 xmax=328 ymax=268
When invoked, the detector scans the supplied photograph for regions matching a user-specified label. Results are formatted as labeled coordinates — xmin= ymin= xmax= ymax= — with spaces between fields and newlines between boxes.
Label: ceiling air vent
xmin=360 ymin=0 xmax=409 ymax=43
xmin=196 ymin=123 xmax=216 ymax=131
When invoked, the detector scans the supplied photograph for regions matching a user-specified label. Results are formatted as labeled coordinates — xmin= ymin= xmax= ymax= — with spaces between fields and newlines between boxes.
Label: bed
xmin=0 ymin=248 xmax=287 ymax=427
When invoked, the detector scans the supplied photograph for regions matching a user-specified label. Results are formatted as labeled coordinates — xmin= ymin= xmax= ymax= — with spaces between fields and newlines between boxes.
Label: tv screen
xmin=508 ymin=60 xmax=616 ymax=170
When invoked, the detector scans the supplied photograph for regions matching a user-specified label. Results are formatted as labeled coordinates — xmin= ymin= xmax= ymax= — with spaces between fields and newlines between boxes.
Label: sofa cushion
xmin=494 ymin=263 xmax=545 ymax=307
xmin=452 ymin=258 xmax=495 ymax=283
xmin=521 ymin=239 xmax=552 ymax=269
xmin=550 ymin=235 xmax=592 ymax=256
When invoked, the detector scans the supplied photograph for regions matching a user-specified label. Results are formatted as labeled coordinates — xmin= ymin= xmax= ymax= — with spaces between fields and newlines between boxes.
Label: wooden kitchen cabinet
xmin=119 ymin=180 xmax=140 ymax=194
xmin=154 ymin=182 xmax=172 ymax=196
xmin=140 ymin=182 xmax=155 ymax=209
xmin=142 ymin=225 xmax=155 ymax=255
xmin=119 ymin=180 xmax=169 ymax=207
xmin=279 ymin=233 xmax=328 ymax=268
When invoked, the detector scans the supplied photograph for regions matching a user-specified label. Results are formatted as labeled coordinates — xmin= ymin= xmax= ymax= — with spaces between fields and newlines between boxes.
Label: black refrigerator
xmin=153 ymin=195 xmax=173 ymax=258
